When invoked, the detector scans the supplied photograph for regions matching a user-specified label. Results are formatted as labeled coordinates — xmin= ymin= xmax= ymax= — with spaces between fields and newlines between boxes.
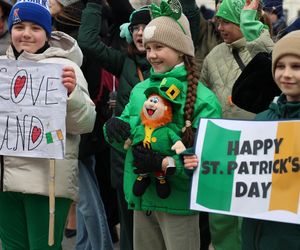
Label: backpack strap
xmin=232 ymin=48 xmax=245 ymax=71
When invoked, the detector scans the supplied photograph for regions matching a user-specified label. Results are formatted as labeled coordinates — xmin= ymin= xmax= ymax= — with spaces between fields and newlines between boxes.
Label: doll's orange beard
xmin=141 ymin=101 xmax=173 ymax=128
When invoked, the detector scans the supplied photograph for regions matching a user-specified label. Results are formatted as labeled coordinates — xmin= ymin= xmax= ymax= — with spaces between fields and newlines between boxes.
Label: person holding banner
xmin=199 ymin=0 xmax=274 ymax=249
xmin=242 ymin=30 xmax=300 ymax=250
xmin=0 ymin=0 xmax=96 ymax=249
xmin=104 ymin=0 xmax=221 ymax=249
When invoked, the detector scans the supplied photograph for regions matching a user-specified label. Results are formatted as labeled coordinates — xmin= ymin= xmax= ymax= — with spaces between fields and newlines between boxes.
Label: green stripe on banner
xmin=197 ymin=120 xmax=241 ymax=211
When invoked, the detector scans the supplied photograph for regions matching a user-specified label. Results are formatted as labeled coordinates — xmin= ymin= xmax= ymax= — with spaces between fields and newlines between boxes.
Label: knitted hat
xmin=272 ymin=30 xmax=300 ymax=77
xmin=143 ymin=1 xmax=194 ymax=57
xmin=120 ymin=5 xmax=151 ymax=44
xmin=129 ymin=6 xmax=151 ymax=30
xmin=8 ymin=0 xmax=52 ymax=36
xmin=144 ymin=77 xmax=185 ymax=106
xmin=58 ymin=0 xmax=79 ymax=7
xmin=216 ymin=0 xmax=245 ymax=25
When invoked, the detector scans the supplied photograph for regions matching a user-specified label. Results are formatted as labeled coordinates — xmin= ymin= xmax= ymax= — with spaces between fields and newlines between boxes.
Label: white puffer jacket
xmin=0 ymin=31 xmax=96 ymax=201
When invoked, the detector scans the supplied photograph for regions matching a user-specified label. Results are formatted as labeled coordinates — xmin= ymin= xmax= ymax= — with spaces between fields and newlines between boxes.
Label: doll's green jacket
xmin=104 ymin=65 xmax=222 ymax=215
xmin=131 ymin=124 xmax=181 ymax=156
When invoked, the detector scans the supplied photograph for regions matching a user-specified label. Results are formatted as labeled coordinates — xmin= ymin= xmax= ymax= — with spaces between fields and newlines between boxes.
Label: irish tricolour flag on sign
xmin=190 ymin=118 xmax=300 ymax=224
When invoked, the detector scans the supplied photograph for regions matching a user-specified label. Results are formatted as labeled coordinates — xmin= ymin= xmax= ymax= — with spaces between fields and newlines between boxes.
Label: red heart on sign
xmin=14 ymin=76 xmax=26 ymax=98
xmin=31 ymin=126 xmax=41 ymax=143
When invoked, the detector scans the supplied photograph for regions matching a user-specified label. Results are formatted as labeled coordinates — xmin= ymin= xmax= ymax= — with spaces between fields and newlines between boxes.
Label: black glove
xmin=132 ymin=145 xmax=164 ymax=174
xmin=106 ymin=117 xmax=131 ymax=143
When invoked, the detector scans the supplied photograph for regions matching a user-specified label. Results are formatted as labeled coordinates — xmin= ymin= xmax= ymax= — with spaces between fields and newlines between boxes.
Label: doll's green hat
xmin=216 ymin=0 xmax=245 ymax=25
xmin=144 ymin=77 xmax=184 ymax=106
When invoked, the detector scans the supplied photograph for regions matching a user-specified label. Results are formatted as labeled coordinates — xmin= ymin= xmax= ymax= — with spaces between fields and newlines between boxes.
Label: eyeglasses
xmin=129 ymin=24 xmax=146 ymax=34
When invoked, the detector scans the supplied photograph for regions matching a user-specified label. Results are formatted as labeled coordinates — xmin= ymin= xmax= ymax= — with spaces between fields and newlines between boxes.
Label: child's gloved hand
xmin=132 ymin=145 xmax=164 ymax=174
xmin=106 ymin=117 xmax=131 ymax=143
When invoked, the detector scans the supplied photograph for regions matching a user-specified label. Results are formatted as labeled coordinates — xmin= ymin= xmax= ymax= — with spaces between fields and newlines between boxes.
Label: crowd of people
xmin=0 ymin=0 xmax=299 ymax=249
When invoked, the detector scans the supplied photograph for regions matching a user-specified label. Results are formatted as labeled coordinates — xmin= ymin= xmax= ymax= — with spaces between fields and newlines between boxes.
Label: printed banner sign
xmin=0 ymin=59 xmax=67 ymax=159
xmin=190 ymin=118 xmax=300 ymax=224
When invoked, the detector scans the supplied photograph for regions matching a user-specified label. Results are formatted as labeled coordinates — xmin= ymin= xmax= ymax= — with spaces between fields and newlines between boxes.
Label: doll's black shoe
xmin=155 ymin=177 xmax=170 ymax=199
xmin=133 ymin=175 xmax=151 ymax=196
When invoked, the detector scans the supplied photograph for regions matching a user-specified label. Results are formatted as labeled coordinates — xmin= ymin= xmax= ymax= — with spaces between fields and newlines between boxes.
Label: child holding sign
xmin=242 ymin=30 xmax=300 ymax=250
xmin=0 ymin=0 xmax=96 ymax=249
xmin=184 ymin=30 xmax=300 ymax=250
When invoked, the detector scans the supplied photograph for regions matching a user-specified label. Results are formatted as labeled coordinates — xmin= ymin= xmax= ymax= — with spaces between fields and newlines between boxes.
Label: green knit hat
xmin=216 ymin=0 xmax=245 ymax=25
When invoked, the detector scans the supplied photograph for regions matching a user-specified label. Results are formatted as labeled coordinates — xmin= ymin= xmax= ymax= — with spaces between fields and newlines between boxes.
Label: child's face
xmin=11 ymin=21 xmax=47 ymax=54
xmin=274 ymin=55 xmax=300 ymax=102
xmin=131 ymin=24 xmax=146 ymax=53
xmin=146 ymin=42 xmax=184 ymax=73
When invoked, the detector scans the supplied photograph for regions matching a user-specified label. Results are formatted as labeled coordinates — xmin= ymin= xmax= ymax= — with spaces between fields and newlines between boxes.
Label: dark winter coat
xmin=242 ymin=94 xmax=300 ymax=250
xmin=78 ymin=2 xmax=151 ymax=188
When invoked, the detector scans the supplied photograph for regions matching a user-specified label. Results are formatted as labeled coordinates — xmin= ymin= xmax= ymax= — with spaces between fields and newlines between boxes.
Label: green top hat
xmin=144 ymin=77 xmax=184 ymax=106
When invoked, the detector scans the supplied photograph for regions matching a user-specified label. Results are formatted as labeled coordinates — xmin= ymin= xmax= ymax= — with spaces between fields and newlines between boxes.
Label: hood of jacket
xmin=268 ymin=95 xmax=300 ymax=119
xmin=5 ymin=31 xmax=83 ymax=66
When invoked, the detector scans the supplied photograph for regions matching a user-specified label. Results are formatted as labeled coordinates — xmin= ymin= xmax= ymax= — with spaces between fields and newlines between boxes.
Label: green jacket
xmin=255 ymin=95 xmax=300 ymax=120
xmin=105 ymin=65 xmax=222 ymax=214
xmin=242 ymin=95 xmax=300 ymax=250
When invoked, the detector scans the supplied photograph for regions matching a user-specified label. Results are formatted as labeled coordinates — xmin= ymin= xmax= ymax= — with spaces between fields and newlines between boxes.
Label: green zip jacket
xmin=104 ymin=65 xmax=222 ymax=214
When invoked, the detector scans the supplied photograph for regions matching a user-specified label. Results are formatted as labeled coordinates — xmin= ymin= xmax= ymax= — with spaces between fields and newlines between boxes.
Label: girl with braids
xmin=104 ymin=1 xmax=221 ymax=249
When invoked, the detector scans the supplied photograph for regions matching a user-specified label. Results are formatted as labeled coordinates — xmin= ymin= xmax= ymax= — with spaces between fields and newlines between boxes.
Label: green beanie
xmin=216 ymin=0 xmax=245 ymax=25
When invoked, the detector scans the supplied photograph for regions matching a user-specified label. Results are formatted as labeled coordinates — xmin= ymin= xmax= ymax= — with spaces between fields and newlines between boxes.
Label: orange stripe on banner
xmin=269 ymin=122 xmax=300 ymax=213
